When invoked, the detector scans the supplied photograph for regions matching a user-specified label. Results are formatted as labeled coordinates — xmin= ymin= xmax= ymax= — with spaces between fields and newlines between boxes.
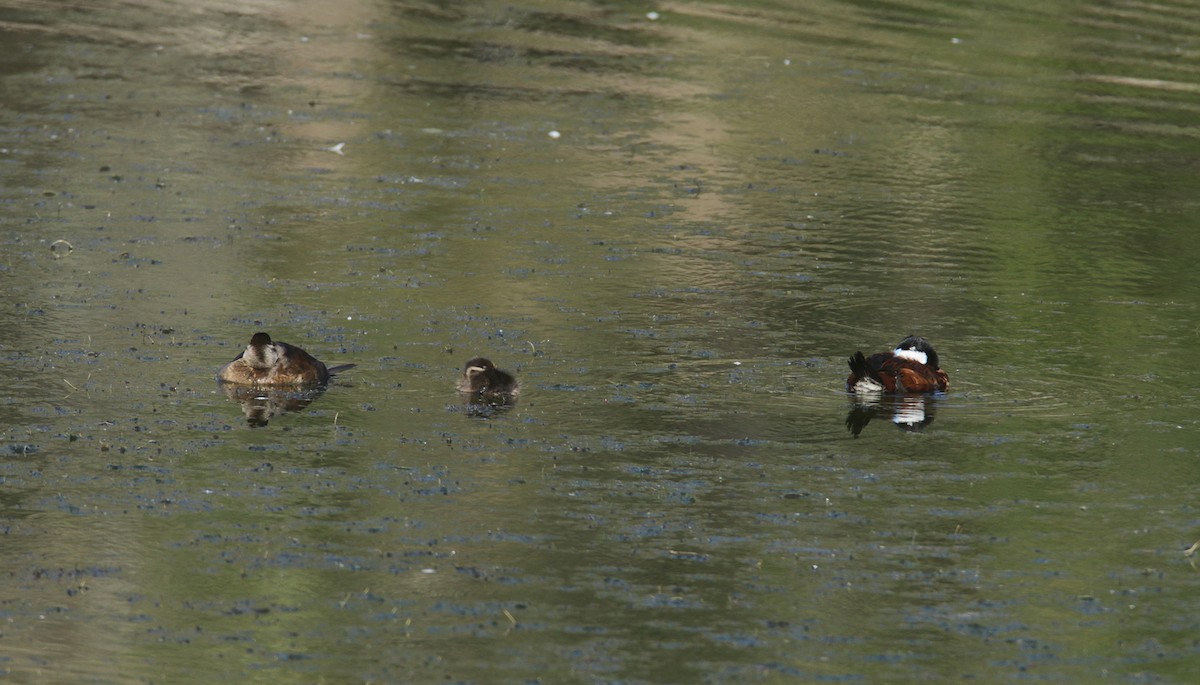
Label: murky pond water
xmin=3 ymin=0 xmax=1199 ymax=682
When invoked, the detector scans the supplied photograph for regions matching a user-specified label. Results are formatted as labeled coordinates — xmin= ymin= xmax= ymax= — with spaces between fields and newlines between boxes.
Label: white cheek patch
xmin=893 ymin=348 xmax=928 ymax=365
xmin=248 ymin=345 xmax=282 ymax=369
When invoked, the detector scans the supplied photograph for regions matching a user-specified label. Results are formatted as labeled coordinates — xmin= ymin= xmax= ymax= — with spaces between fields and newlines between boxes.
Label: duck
xmin=846 ymin=335 xmax=949 ymax=394
xmin=217 ymin=332 xmax=355 ymax=386
xmin=456 ymin=357 xmax=520 ymax=398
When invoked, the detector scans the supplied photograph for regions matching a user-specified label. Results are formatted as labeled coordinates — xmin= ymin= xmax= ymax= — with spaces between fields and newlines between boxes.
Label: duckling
xmin=456 ymin=357 xmax=519 ymax=398
xmin=217 ymin=332 xmax=355 ymax=386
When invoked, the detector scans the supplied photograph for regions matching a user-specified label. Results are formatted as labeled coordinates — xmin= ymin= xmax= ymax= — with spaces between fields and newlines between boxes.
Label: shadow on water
xmin=457 ymin=394 xmax=519 ymax=419
xmin=845 ymin=392 xmax=941 ymax=436
xmin=218 ymin=382 xmax=344 ymax=428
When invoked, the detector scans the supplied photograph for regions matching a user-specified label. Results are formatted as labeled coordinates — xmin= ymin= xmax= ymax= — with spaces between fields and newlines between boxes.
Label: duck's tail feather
xmin=847 ymin=351 xmax=870 ymax=378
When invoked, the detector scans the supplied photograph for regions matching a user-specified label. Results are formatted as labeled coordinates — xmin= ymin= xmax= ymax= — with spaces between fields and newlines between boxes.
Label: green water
xmin=1 ymin=0 xmax=1198 ymax=682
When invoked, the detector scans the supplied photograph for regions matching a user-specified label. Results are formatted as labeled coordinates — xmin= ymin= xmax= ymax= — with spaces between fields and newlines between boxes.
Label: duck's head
xmin=462 ymin=357 xmax=496 ymax=378
xmin=243 ymin=332 xmax=281 ymax=370
xmin=894 ymin=335 xmax=940 ymax=369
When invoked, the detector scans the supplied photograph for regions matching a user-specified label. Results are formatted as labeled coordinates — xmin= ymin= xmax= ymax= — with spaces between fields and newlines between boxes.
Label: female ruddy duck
xmin=456 ymin=357 xmax=519 ymax=398
xmin=217 ymin=332 xmax=355 ymax=386
xmin=846 ymin=335 xmax=949 ymax=394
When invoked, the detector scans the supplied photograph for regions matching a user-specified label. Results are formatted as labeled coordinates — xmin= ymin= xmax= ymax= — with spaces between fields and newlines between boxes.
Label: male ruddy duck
xmin=456 ymin=357 xmax=519 ymax=398
xmin=217 ymin=332 xmax=355 ymax=386
xmin=846 ymin=335 xmax=949 ymax=394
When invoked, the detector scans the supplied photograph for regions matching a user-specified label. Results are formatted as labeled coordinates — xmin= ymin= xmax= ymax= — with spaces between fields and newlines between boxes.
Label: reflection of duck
xmin=217 ymin=332 xmax=355 ymax=386
xmin=846 ymin=335 xmax=949 ymax=394
xmin=456 ymin=357 xmax=519 ymax=408
xmin=220 ymin=383 xmax=327 ymax=428
xmin=846 ymin=393 xmax=938 ymax=436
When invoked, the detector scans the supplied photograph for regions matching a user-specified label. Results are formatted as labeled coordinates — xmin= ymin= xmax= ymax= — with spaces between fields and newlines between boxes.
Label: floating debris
xmin=50 ymin=239 xmax=74 ymax=258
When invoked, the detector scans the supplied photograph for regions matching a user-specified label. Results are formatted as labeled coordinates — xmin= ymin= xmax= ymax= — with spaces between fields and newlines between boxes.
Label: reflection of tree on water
xmin=845 ymin=393 xmax=939 ymax=437
xmin=220 ymin=383 xmax=330 ymax=427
